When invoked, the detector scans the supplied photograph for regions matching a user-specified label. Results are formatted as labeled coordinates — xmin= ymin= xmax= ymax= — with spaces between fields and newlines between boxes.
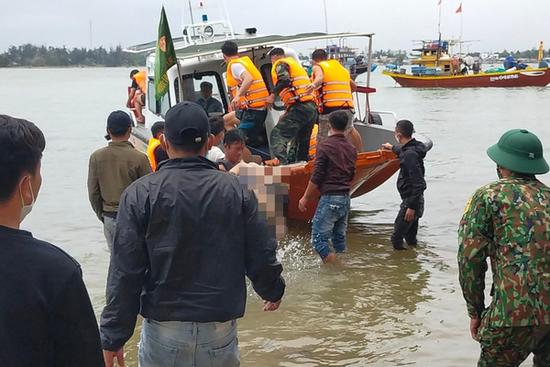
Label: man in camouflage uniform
xmin=265 ymin=48 xmax=318 ymax=166
xmin=458 ymin=129 xmax=550 ymax=366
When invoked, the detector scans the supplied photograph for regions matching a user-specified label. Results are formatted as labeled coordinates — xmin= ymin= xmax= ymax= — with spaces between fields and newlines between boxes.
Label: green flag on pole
xmin=154 ymin=7 xmax=177 ymax=101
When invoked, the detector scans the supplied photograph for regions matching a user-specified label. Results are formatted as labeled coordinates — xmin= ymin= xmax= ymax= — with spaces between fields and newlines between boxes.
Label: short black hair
xmin=269 ymin=48 xmax=285 ymax=57
xmin=221 ymin=41 xmax=238 ymax=56
xmin=130 ymin=69 xmax=139 ymax=78
xmin=223 ymin=128 xmax=245 ymax=146
xmin=329 ymin=111 xmax=349 ymax=132
xmin=209 ymin=116 xmax=224 ymax=136
xmin=0 ymin=115 xmax=45 ymax=202
xmin=312 ymin=49 xmax=327 ymax=62
xmin=151 ymin=121 xmax=165 ymax=139
xmin=395 ymin=120 xmax=415 ymax=138
xmin=200 ymin=81 xmax=213 ymax=91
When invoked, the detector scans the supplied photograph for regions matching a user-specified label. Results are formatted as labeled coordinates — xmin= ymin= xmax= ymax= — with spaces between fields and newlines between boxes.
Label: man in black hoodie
xmin=383 ymin=120 xmax=427 ymax=250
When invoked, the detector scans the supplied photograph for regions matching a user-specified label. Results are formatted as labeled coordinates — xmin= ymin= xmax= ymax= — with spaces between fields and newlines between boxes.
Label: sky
xmin=1 ymin=0 xmax=549 ymax=53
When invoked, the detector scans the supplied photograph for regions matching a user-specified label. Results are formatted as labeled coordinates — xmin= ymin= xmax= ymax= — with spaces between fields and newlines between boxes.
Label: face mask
xmin=20 ymin=178 xmax=35 ymax=222
xmin=394 ymin=134 xmax=400 ymax=143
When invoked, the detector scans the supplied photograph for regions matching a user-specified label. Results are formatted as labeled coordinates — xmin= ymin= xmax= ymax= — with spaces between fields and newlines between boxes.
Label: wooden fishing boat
xmin=384 ymin=68 xmax=550 ymax=88
xmin=125 ymin=19 xmax=403 ymax=221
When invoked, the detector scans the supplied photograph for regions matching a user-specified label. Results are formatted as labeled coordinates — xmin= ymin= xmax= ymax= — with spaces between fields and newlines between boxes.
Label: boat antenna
xmin=436 ymin=0 xmax=442 ymax=67
xmin=188 ymin=0 xmax=195 ymax=24
xmin=322 ymin=0 xmax=329 ymax=34
xmin=221 ymin=0 xmax=235 ymax=38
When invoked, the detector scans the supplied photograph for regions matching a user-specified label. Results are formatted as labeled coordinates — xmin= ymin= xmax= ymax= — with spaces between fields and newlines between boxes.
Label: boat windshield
xmin=174 ymin=71 xmax=228 ymax=115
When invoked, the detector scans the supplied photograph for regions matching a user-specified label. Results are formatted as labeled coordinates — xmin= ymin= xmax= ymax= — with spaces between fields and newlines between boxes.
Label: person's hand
xmin=298 ymin=197 xmax=308 ymax=212
xmin=266 ymin=94 xmax=275 ymax=104
xmin=231 ymin=96 xmax=241 ymax=110
xmin=470 ymin=317 xmax=481 ymax=341
xmin=381 ymin=142 xmax=393 ymax=150
xmin=304 ymin=83 xmax=315 ymax=93
xmin=103 ymin=347 xmax=125 ymax=367
xmin=404 ymin=208 xmax=416 ymax=222
xmin=263 ymin=299 xmax=282 ymax=311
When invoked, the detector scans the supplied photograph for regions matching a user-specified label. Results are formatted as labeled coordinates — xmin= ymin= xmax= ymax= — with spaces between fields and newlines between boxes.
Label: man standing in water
xmin=0 ymin=115 xmax=103 ymax=366
xmin=87 ymin=110 xmax=151 ymax=252
xmin=382 ymin=120 xmax=427 ymax=250
xmin=458 ymin=129 xmax=550 ymax=366
xmin=100 ymin=102 xmax=285 ymax=367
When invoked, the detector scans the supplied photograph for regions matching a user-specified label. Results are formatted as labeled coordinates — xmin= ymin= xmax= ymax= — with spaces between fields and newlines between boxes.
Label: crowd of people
xmin=1 ymin=41 xmax=550 ymax=367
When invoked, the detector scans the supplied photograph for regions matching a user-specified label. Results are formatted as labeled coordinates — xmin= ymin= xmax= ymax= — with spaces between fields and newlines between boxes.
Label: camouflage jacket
xmin=458 ymin=176 xmax=550 ymax=327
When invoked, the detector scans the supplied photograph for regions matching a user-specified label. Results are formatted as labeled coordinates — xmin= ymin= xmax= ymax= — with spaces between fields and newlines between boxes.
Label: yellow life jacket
xmin=317 ymin=60 xmax=354 ymax=112
xmin=271 ymin=57 xmax=315 ymax=108
xmin=133 ymin=70 xmax=147 ymax=92
xmin=146 ymin=137 xmax=161 ymax=171
xmin=226 ymin=56 xmax=269 ymax=109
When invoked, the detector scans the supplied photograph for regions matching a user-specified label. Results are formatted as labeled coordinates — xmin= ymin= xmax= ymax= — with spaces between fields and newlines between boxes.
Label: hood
xmin=402 ymin=138 xmax=427 ymax=159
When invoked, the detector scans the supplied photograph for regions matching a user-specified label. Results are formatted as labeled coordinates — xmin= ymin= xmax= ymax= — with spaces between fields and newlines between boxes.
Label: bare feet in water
xmin=322 ymin=253 xmax=337 ymax=264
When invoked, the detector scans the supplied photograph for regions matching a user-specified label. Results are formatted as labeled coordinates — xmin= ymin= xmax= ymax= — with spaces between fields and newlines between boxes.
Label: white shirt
xmin=230 ymin=63 xmax=247 ymax=82
xmin=206 ymin=146 xmax=225 ymax=163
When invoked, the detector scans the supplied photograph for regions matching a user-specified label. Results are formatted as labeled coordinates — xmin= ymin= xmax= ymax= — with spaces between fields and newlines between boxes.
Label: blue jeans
xmin=311 ymin=194 xmax=351 ymax=259
xmin=139 ymin=319 xmax=239 ymax=367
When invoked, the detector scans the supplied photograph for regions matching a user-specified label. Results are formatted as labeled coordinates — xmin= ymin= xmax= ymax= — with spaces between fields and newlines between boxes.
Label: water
xmin=1 ymin=67 xmax=549 ymax=366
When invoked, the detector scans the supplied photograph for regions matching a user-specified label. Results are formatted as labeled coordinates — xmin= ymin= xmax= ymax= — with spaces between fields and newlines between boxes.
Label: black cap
xmin=164 ymin=102 xmax=209 ymax=148
xmin=105 ymin=110 xmax=132 ymax=140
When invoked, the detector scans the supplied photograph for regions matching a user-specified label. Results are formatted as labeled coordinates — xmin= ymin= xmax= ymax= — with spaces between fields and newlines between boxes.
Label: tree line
xmin=0 ymin=44 xmax=144 ymax=67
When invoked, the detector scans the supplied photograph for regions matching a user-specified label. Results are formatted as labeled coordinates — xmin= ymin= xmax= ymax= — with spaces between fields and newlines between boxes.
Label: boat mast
xmin=322 ymin=0 xmax=329 ymax=34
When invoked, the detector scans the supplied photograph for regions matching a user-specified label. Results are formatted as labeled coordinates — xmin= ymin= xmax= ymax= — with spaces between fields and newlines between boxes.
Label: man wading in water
xmin=100 ymin=102 xmax=285 ymax=367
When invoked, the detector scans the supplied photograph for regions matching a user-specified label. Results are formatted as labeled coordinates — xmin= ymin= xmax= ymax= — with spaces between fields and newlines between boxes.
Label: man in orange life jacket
xmin=221 ymin=41 xmax=270 ymax=160
xmin=307 ymin=49 xmax=363 ymax=152
xmin=146 ymin=121 xmax=169 ymax=172
xmin=127 ymin=69 xmax=147 ymax=124
xmin=265 ymin=48 xmax=318 ymax=166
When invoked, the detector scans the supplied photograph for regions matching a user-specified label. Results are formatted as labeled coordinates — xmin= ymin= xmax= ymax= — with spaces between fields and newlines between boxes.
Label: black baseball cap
xmin=105 ymin=110 xmax=132 ymax=140
xmin=164 ymin=102 xmax=210 ymax=148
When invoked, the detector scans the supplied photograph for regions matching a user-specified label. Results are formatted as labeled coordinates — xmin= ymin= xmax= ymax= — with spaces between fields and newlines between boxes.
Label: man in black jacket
xmin=0 ymin=115 xmax=103 ymax=367
xmin=383 ymin=120 xmax=427 ymax=250
xmin=100 ymin=102 xmax=285 ymax=367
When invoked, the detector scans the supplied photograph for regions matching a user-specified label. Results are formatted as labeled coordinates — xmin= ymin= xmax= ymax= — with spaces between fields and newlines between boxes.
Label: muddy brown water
xmin=1 ymin=67 xmax=549 ymax=366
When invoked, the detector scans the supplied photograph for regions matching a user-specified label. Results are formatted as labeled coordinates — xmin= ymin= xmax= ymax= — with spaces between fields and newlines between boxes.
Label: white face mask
xmin=394 ymin=134 xmax=400 ymax=144
xmin=20 ymin=178 xmax=35 ymax=222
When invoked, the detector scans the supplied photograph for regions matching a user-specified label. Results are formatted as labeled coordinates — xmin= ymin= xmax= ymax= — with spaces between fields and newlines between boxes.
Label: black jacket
xmin=392 ymin=139 xmax=427 ymax=210
xmin=100 ymin=157 xmax=285 ymax=351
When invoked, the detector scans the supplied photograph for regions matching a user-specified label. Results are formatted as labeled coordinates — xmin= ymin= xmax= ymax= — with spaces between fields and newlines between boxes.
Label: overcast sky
xmin=1 ymin=0 xmax=549 ymax=53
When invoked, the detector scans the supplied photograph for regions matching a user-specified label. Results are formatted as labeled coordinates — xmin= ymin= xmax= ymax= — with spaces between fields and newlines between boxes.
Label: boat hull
xmin=384 ymin=68 xmax=550 ymax=88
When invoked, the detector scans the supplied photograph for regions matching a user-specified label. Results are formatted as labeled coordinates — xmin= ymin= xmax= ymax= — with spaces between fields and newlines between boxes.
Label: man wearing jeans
xmin=100 ymin=102 xmax=285 ymax=367
xmin=298 ymin=111 xmax=357 ymax=263
xmin=87 ymin=111 xmax=151 ymax=252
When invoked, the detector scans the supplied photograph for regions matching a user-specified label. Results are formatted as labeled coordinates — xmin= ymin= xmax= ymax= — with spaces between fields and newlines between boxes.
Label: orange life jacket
xmin=133 ymin=70 xmax=147 ymax=92
xmin=146 ymin=137 xmax=161 ymax=171
xmin=316 ymin=60 xmax=354 ymax=112
xmin=271 ymin=57 xmax=315 ymax=108
xmin=226 ymin=56 xmax=269 ymax=109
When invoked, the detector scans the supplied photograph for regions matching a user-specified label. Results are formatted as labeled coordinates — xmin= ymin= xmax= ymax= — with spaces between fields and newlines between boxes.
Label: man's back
xmin=0 ymin=226 xmax=103 ymax=367
xmin=88 ymin=141 xmax=150 ymax=214
xmin=101 ymin=157 xmax=285 ymax=350
xmin=459 ymin=177 xmax=550 ymax=327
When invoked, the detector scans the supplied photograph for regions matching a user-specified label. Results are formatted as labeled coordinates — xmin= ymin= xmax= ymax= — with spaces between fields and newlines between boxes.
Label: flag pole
xmin=459 ymin=5 xmax=463 ymax=56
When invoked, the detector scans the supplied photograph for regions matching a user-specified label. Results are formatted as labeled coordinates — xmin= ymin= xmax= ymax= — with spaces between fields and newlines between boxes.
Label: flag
xmin=455 ymin=3 xmax=462 ymax=13
xmin=155 ymin=7 xmax=177 ymax=101
xmin=438 ymin=0 xmax=442 ymax=5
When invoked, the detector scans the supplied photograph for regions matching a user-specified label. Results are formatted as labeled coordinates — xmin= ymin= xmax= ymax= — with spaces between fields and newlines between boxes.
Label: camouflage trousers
xmin=270 ymin=101 xmax=318 ymax=165
xmin=478 ymin=320 xmax=550 ymax=367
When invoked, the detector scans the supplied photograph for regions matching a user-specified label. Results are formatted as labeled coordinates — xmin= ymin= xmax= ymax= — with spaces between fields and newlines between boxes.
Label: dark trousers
xmin=270 ymin=101 xmax=318 ymax=164
xmin=391 ymin=199 xmax=424 ymax=249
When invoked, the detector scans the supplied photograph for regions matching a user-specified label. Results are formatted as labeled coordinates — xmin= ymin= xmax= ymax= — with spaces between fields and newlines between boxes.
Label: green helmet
xmin=487 ymin=129 xmax=549 ymax=175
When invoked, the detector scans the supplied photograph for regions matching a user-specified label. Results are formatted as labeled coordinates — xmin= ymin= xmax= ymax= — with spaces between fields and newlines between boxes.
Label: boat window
xmin=260 ymin=63 xmax=285 ymax=111
xmin=147 ymin=78 xmax=171 ymax=117
xmin=180 ymin=72 xmax=227 ymax=116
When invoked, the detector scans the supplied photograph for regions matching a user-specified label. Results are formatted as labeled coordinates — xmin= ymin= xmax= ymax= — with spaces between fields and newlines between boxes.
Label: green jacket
xmin=458 ymin=176 xmax=550 ymax=327
xmin=87 ymin=141 xmax=151 ymax=221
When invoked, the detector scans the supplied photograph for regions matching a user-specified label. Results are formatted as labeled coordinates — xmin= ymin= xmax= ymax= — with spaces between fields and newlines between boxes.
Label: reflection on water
xmin=1 ymin=68 xmax=549 ymax=366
